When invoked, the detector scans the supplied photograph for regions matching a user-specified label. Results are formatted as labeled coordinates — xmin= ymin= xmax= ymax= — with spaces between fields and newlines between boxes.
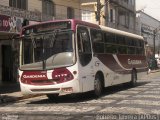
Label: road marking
xmin=133 ymin=95 xmax=160 ymax=99
xmin=127 ymin=88 xmax=149 ymax=91
xmin=117 ymin=100 xmax=160 ymax=106
xmin=117 ymin=91 xmax=140 ymax=94
xmin=102 ymin=94 xmax=130 ymax=99
xmin=143 ymin=91 xmax=160 ymax=94
xmin=80 ymin=99 xmax=116 ymax=104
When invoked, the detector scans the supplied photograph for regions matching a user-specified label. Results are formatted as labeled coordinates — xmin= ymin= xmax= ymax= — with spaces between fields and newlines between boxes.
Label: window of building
xmin=81 ymin=10 xmax=92 ymax=22
xmin=42 ymin=0 xmax=55 ymax=16
xmin=123 ymin=0 xmax=129 ymax=4
xmin=129 ymin=0 xmax=135 ymax=6
xmin=67 ymin=7 xmax=74 ymax=19
xmin=110 ymin=9 xmax=113 ymax=22
xmin=9 ymin=0 xmax=27 ymax=10
xmin=118 ymin=8 xmax=129 ymax=28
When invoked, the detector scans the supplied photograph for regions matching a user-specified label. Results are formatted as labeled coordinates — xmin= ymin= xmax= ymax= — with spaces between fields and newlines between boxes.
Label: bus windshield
xmin=20 ymin=30 xmax=75 ymax=70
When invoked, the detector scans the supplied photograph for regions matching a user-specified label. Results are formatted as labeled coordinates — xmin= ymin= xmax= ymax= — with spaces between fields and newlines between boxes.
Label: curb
xmin=149 ymin=69 xmax=160 ymax=74
xmin=0 ymin=94 xmax=42 ymax=104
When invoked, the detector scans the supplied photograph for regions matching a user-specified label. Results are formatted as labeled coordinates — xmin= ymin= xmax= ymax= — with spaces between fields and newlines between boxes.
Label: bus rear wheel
xmin=94 ymin=74 xmax=103 ymax=97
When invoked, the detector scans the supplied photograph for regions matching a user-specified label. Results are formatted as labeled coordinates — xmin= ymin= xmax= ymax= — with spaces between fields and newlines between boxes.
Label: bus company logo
xmin=128 ymin=59 xmax=142 ymax=65
xmin=23 ymin=74 xmax=46 ymax=79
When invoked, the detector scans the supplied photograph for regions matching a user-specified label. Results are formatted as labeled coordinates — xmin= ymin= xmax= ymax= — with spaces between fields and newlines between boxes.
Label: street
xmin=1 ymin=72 xmax=160 ymax=120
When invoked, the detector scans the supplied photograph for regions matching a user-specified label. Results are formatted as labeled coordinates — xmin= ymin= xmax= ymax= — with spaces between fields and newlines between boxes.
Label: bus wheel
xmin=94 ymin=74 xmax=103 ymax=97
xmin=130 ymin=70 xmax=137 ymax=87
xmin=46 ymin=94 xmax=58 ymax=101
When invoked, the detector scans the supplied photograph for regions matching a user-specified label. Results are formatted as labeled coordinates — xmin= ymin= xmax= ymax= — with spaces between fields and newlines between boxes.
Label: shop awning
xmin=0 ymin=31 xmax=19 ymax=41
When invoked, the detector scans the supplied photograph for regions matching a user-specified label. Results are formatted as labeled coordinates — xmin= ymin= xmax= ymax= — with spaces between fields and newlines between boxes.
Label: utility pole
xmin=96 ymin=0 xmax=104 ymax=25
xmin=153 ymin=30 xmax=156 ymax=59
xmin=153 ymin=27 xmax=160 ymax=56
xmin=96 ymin=0 xmax=101 ymax=25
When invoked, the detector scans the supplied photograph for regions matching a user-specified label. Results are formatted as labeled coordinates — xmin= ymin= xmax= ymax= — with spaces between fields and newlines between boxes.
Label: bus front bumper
xmin=20 ymin=80 xmax=80 ymax=96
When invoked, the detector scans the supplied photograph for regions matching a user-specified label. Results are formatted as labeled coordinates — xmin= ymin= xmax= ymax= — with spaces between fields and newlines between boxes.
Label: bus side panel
xmin=92 ymin=56 xmax=114 ymax=87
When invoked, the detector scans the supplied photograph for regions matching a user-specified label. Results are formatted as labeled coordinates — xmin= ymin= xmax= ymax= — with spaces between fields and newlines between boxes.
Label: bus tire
xmin=130 ymin=70 xmax=137 ymax=87
xmin=94 ymin=74 xmax=103 ymax=97
xmin=46 ymin=94 xmax=58 ymax=101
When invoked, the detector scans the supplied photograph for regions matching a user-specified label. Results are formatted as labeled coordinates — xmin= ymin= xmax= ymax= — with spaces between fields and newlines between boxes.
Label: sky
xmin=136 ymin=0 xmax=160 ymax=20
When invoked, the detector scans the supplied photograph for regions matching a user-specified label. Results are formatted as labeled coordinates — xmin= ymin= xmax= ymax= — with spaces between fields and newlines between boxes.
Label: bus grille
xmin=31 ymin=88 xmax=60 ymax=92
xmin=30 ymin=79 xmax=57 ymax=85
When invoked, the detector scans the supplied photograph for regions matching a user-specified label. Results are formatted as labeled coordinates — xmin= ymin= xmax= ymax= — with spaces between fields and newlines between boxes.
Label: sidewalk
xmin=0 ymin=83 xmax=40 ymax=104
xmin=0 ymin=69 xmax=160 ymax=104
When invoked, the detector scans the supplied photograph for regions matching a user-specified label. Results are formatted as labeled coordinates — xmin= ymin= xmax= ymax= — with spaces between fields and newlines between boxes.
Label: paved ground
xmin=0 ymin=71 xmax=160 ymax=120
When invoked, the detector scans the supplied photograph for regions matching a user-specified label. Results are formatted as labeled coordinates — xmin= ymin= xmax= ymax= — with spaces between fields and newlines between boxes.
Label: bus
xmin=19 ymin=19 xmax=148 ymax=99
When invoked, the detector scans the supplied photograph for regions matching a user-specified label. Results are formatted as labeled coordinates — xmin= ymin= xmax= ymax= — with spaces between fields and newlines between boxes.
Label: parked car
xmin=155 ymin=54 xmax=160 ymax=68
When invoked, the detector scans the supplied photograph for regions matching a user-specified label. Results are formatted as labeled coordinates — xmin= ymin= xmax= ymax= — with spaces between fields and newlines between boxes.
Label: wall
xmin=53 ymin=0 xmax=81 ymax=19
xmin=0 ymin=0 xmax=9 ymax=6
xmin=137 ymin=12 xmax=160 ymax=47
xmin=28 ymin=0 xmax=42 ymax=12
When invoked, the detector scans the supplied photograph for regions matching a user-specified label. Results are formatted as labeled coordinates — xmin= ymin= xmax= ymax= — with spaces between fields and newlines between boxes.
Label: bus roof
xmin=100 ymin=25 xmax=143 ymax=40
xmin=21 ymin=19 xmax=143 ymax=40
xmin=22 ymin=19 xmax=100 ymax=31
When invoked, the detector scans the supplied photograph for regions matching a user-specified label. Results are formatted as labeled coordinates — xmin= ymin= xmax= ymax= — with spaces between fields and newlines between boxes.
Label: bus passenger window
xmin=105 ymin=33 xmax=116 ymax=43
xmin=91 ymin=29 xmax=104 ymax=53
xmin=136 ymin=48 xmax=144 ymax=55
xmin=116 ymin=35 xmax=126 ymax=45
xmin=128 ymin=47 xmax=135 ymax=54
xmin=93 ymin=43 xmax=104 ymax=53
xmin=118 ymin=46 xmax=127 ymax=54
xmin=105 ymin=44 xmax=117 ymax=54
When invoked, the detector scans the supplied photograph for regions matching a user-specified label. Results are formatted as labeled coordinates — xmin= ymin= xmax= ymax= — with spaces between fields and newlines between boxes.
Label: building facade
xmin=136 ymin=11 xmax=160 ymax=57
xmin=0 ymin=0 xmax=81 ymax=85
xmin=81 ymin=0 xmax=136 ymax=33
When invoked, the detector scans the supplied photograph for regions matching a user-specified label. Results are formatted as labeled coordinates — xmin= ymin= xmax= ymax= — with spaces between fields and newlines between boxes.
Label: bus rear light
xmin=52 ymin=68 xmax=74 ymax=83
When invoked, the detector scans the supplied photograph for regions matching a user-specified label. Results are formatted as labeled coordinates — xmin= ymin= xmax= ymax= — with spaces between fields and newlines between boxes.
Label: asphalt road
xmin=1 ymin=72 xmax=160 ymax=120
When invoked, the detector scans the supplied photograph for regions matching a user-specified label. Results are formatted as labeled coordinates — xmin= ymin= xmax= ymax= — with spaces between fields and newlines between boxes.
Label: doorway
xmin=2 ymin=45 xmax=14 ymax=83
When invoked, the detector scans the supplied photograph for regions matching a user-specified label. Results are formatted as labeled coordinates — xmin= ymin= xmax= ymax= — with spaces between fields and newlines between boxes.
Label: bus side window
xmin=91 ymin=29 xmax=104 ymax=53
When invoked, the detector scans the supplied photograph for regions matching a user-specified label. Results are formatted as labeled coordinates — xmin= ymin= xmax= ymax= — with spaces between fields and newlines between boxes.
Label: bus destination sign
xmin=23 ymin=21 xmax=71 ymax=35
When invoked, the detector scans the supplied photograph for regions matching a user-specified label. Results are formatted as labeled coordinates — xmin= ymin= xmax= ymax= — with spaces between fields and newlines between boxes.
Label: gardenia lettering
xmin=128 ymin=59 xmax=142 ymax=65
xmin=23 ymin=75 xmax=46 ymax=78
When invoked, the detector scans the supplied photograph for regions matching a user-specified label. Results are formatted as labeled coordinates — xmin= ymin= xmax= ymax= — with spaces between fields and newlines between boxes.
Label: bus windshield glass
xmin=20 ymin=30 xmax=75 ymax=70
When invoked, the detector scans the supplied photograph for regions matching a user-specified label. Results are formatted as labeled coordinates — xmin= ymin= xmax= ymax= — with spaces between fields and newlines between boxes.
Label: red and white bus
xmin=19 ymin=19 xmax=148 ymax=99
